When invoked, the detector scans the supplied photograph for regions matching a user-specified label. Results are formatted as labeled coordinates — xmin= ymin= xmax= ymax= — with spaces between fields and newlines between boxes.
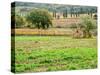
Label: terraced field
xmin=11 ymin=36 xmax=97 ymax=73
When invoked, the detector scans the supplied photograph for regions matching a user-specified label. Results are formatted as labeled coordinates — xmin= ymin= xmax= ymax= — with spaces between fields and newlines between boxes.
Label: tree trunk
xmin=82 ymin=29 xmax=87 ymax=38
xmin=87 ymin=31 xmax=92 ymax=38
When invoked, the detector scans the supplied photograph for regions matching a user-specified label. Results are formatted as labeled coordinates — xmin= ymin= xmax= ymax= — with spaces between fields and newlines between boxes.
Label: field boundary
xmin=12 ymin=28 xmax=73 ymax=36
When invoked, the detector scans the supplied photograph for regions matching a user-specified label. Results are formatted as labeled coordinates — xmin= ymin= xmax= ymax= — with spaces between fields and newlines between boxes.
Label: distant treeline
xmin=12 ymin=1 xmax=97 ymax=14
xmin=11 ymin=2 xmax=97 ymax=19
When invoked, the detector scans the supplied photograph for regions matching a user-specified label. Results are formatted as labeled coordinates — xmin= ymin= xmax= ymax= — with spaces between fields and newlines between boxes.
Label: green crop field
xmin=11 ymin=36 xmax=97 ymax=73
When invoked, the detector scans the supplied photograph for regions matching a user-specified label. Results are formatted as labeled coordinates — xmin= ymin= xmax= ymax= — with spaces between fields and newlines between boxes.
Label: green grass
xmin=12 ymin=36 xmax=97 ymax=73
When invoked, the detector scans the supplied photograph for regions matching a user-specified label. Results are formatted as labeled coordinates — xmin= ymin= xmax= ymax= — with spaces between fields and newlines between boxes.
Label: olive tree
xmin=79 ymin=16 xmax=97 ymax=38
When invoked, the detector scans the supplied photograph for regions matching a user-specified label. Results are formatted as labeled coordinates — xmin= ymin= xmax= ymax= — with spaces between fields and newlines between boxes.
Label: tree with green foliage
xmin=79 ymin=16 xmax=96 ymax=38
xmin=70 ymin=7 xmax=74 ymax=17
xmin=15 ymin=15 xmax=25 ymax=28
xmin=26 ymin=9 xmax=53 ymax=29
xmin=11 ymin=13 xmax=25 ymax=28
xmin=63 ymin=9 xmax=68 ymax=18
xmin=53 ymin=11 xmax=56 ymax=18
